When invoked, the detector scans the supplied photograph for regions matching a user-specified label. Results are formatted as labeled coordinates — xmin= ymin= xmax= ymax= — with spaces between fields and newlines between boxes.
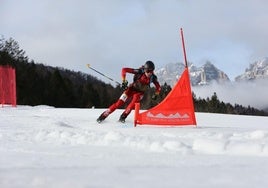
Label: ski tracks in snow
xmin=1 ymin=106 xmax=268 ymax=157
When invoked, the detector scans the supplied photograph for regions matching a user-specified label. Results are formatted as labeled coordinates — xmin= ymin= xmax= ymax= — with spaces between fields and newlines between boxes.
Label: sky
xmin=1 ymin=0 xmax=268 ymax=83
xmin=1 ymin=106 xmax=268 ymax=187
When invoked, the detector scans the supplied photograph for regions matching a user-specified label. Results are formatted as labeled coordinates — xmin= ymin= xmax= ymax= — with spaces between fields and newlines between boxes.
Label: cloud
xmin=192 ymin=79 xmax=268 ymax=110
xmin=1 ymin=0 xmax=268 ymax=85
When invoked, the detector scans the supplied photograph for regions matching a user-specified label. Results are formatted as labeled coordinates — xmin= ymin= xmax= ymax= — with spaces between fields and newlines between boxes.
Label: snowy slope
xmin=1 ymin=106 xmax=268 ymax=188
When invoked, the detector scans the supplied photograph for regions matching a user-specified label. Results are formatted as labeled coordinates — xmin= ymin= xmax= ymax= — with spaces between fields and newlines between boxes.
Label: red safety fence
xmin=0 ymin=65 xmax=17 ymax=107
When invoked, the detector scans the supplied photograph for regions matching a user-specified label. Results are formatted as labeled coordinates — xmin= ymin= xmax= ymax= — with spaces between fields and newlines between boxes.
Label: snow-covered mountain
xmin=235 ymin=57 xmax=268 ymax=81
xmin=155 ymin=59 xmax=268 ymax=111
xmin=155 ymin=61 xmax=230 ymax=86
xmin=154 ymin=63 xmax=185 ymax=86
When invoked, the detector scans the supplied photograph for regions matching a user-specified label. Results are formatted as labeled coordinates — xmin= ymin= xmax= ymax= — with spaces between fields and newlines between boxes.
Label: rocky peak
xmin=235 ymin=57 xmax=268 ymax=81
xmin=155 ymin=61 xmax=230 ymax=86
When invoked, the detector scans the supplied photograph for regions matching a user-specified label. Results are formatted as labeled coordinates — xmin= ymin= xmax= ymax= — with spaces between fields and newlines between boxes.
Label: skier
xmin=97 ymin=60 xmax=161 ymax=123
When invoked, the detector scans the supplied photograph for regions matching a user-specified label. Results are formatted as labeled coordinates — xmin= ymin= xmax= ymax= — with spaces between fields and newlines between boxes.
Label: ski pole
xmin=86 ymin=64 xmax=121 ymax=85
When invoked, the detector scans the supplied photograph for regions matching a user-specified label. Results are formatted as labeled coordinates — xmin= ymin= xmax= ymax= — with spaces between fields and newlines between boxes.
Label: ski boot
xmin=119 ymin=113 xmax=127 ymax=123
xmin=97 ymin=110 xmax=110 ymax=123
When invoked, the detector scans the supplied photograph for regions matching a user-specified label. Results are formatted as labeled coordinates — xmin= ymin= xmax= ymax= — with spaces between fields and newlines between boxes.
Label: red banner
xmin=134 ymin=28 xmax=196 ymax=127
xmin=0 ymin=65 xmax=17 ymax=107
xmin=134 ymin=68 xmax=196 ymax=126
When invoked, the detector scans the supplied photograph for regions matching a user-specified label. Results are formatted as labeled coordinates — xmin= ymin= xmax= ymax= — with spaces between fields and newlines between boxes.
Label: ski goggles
xmin=144 ymin=68 xmax=154 ymax=73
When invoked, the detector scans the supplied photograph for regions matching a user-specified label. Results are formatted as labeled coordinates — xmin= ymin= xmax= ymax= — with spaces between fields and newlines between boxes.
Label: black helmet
xmin=144 ymin=60 xmax=155 ymax=72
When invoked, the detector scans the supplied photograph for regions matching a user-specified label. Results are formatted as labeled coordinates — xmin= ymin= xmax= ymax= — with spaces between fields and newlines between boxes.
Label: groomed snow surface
xmin=1 ymin=106 xmax=268 ymax=188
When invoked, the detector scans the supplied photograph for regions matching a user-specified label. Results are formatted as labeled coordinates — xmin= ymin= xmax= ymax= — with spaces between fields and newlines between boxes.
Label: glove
xmin=151 ymin=93 xmax=159 ymax=100
xmin=121 ymin=80 xmax=128 ymax=90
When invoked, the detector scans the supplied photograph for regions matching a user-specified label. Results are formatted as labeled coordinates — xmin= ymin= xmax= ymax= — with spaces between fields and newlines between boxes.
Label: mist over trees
xmin=0 ymin=36 xmax=267 ymax=116
xmin=193 ymin=92 xmax=267 ymax=116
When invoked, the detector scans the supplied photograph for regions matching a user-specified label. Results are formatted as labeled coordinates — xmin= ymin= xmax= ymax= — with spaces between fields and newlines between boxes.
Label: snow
xmin=1 ymin=106 xmax=268 ymax=188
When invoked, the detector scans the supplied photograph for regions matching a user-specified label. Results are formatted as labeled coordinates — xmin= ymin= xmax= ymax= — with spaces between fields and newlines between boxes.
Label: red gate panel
xmin=0 ymin=65 xmax=17 ymax=107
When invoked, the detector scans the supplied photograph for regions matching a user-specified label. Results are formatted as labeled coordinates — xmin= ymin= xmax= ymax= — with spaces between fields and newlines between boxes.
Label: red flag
xmin=134 ymin=67 xmax=196 ymax=126
xmin=134 ymin=28 xmax=196 ymax=127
